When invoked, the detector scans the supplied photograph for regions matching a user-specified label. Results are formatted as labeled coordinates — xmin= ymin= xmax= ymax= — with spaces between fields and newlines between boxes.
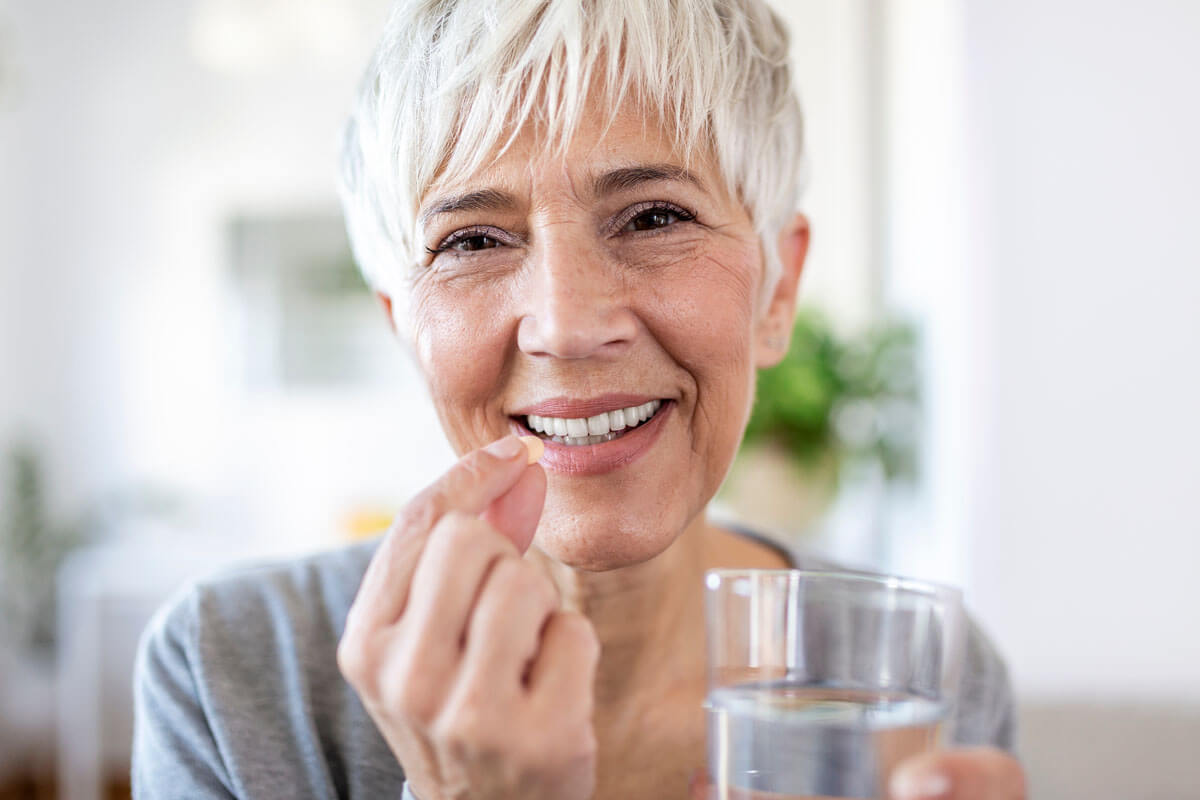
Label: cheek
xmin=409 ymin=280 xmax=515 ymax=450
xmin=645 ymin=247 xmax=761 ymax=454
xmin=651 ymin=249 xmax=759 ymax=390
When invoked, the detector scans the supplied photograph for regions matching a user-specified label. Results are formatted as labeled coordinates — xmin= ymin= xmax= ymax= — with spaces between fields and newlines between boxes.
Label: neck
xmin=528 ymin=513 xmax=718 ymax=708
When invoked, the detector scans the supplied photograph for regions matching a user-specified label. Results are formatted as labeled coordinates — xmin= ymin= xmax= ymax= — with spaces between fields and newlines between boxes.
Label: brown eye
xmin=624 ymin=209 xmax=678 ymax=232
xmin=453 ymin=234 xmax=500 ymax=251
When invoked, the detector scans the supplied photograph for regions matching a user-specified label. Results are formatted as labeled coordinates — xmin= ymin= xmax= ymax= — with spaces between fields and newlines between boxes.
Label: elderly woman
xmin=133 ymin=1 xmax=1025 ymax=798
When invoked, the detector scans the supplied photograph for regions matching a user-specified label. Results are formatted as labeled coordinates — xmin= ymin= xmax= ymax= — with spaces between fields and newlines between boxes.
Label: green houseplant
xmin=719 ymin=308 xmax=921 ymax=539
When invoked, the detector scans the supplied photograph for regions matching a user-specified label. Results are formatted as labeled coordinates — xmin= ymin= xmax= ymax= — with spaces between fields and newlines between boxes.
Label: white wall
xmin=0 ymin=0 xmax=446 ymax=554
xmin=770 ymin=0 xmax=879 ymax=329
xmin=0 ymin=1 xmax=19 ymax=443
xmin=878 ymin=0 xmax=975 ymax=586
xmin=0 ymin=0 xmax=882 ymax=558
xmin=958 ymin=0 xmax=1200 ymax=702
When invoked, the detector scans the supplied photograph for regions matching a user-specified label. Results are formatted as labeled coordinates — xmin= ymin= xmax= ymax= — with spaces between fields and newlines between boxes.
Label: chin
xmin=531 ymin=502 xmax=684 ymax=572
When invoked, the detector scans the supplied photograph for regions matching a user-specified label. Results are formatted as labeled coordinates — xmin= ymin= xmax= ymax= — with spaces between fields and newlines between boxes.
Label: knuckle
xmin=434 ymin=701 xmax=491 ymax=754
xmin=460 ymin=448 xmax=500 ymax=479
xmin=389 ymin=668 xmax=439 ymax=726
xmin=487 ymin=554 xmax=525 ymax=591
xmin=446 ymin=451 xmax=492 ymax=494
xmin=337 ymin=630 xmax=385 ymax=697
xmin=393 ymin=497 xmax=440 ymax=536
xmin=518 ymin=559 xmax=547 ymax=588
xmin=432 ymin=510 xmax=479 ymax=544
xmin=525 ymin=569 xmax=559 ymax=610
xmin=562 ymin=725 xmax=598 ymax=765
xmin=488 ymin=558 xmax=552 ymax=610
xmin=430 ymin=514 xmax=514 ymax=568
xmin=558 ymin=611 xmax=600 ymax=657
xmin=523 ymin=722 xmax=595 ymax=774
xmin=511 ymin=733 xmax=549 ymax=772
xmin=335 ymin=634 xmax=365 ymax=684
xmin=510 ymin=562 xmax=543 ymax=593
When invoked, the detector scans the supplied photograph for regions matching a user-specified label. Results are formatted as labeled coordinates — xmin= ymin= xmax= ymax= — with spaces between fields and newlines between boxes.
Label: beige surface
xmin=1019 ymin=703 xmax=1200 ymax=800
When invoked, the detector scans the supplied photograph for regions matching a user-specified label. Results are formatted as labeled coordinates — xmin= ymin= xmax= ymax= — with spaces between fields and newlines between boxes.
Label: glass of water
xmin=704 ymin=569 xmax=966 ymax=799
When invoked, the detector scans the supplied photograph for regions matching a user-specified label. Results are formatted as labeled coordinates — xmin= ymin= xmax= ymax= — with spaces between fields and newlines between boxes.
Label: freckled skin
xmin=408 ymin=107 xmax=775 ymax=570
xmin=390 ymin=103 xmax=807 ymax=798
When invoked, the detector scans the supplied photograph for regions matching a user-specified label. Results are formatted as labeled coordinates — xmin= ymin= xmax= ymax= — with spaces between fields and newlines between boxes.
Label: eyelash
xmin=612 ymin=201 xmax=697 ymax=234
xmin=424 ymin=201 xmax=699 ymax=257
xmin=425 ymin=225 xmax=509 ymax=256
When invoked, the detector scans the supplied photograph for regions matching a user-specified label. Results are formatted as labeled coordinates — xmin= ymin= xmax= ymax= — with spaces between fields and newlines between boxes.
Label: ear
xmin=754 ymin=213 xmax=810 ymax=368
xmin=376 ymin=291 xmax=398 ymax=335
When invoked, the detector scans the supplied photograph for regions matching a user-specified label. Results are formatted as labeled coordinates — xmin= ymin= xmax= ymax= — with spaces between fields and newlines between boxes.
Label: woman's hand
xmin=337 ymin=436 xmax=599 ymax=800
xmin=888 ymin=747 xmax=1027 ymax=800
xmin=689 ymin=747 xmax=1027 ymax=799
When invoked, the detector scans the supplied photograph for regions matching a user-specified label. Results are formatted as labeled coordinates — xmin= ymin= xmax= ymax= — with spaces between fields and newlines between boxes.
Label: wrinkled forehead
xmin=417 ymin=96 xmax=726 ymax=222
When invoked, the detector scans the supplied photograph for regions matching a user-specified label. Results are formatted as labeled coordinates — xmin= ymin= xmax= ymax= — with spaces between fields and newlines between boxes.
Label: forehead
xmin=419 ymin=101 xmax=724 ymax=212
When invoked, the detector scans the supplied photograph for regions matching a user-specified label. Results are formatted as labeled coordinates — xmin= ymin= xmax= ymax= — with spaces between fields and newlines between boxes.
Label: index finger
xmin=348 ymin=435 xmax=543 ymax=631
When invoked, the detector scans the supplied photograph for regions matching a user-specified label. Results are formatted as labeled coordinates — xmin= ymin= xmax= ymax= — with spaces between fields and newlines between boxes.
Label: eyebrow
xmin=418 ymin=163 xmax=705 ymax=227
xmin=592 ymin=164 xmax=706 ymax=196
xmin=419 ymin=188 xmax=517 ymax=227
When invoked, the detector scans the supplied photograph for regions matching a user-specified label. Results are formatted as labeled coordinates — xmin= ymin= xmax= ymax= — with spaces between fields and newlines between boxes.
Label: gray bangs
xmin=340 ymin=0 xmax=805 ymax=306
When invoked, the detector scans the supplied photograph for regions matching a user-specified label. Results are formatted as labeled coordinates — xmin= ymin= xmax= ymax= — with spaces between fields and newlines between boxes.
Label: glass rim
xmin=704 ymin=567 xmax=962 ymax=603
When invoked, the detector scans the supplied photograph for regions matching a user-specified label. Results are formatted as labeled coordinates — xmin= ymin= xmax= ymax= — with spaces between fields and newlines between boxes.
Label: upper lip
xmin=511 ymin=394 xmax=667 ymax=418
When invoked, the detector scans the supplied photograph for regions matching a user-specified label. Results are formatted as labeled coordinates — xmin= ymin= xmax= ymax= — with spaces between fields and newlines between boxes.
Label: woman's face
xmin=404 ymin=105 xmax=800 ymax=570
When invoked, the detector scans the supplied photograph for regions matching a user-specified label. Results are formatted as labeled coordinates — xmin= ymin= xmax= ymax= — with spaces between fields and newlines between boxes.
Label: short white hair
xmin=339 ymin=0 xmax=805 ymax=307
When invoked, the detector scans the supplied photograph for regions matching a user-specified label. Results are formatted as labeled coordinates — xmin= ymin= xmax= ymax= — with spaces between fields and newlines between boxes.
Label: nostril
xmin=516 ymin=250 xmax=640 ymax=357
xmin=517 ymin=308 xmax=638 ymax=359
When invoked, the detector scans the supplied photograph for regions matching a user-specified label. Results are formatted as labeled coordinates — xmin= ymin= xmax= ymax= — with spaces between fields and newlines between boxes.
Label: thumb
xmin=890 ymin=748 xmax=1026 ymax=800
xmin=481 ymin=459 xmax=546 ymax=554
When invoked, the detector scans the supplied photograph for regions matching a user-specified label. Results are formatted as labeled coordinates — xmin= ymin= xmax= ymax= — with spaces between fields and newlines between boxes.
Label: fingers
xmin=890 ymin=748 xmax=1027 ymax=800
xmin=528 ymin=611 xmax=600 ymax=709
xmin=458 ymin=557 xmax=561 ymax=692
xmin=403 ymin=512 xmax=520 ymax=663
xmin=349 ymin=436 xmax=537 ymax=630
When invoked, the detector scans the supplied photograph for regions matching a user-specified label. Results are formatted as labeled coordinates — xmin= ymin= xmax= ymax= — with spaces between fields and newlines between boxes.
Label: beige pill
xmin=519 ymin=435 xmax=544 ymax=464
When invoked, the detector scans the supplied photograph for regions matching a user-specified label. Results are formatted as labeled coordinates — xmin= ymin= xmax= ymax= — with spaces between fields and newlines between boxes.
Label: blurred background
xmin=1 ymin=0 xmax=1198 ymax=797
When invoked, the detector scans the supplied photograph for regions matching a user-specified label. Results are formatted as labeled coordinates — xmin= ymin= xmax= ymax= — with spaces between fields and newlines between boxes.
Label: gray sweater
xmin=131 ymin=536 xmax=1015 ymax=799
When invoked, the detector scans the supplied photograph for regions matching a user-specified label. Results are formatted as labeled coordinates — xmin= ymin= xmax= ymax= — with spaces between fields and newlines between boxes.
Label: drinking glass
xmin=704 ymin=569 xmax=966 ymax=799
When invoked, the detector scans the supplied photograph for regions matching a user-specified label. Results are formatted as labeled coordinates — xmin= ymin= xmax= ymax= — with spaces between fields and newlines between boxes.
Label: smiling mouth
xmin=518 ymin=400 xmax=664 ymax=446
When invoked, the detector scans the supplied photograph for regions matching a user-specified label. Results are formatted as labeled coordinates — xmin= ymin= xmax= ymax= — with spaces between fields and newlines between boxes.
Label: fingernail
xmin=484 ymin=436 xmax=524 ymax=459
xmin=519 ymin=435 xmax=544 ymax=464
xmin=890 ymin=770 xmax=950 ymax=799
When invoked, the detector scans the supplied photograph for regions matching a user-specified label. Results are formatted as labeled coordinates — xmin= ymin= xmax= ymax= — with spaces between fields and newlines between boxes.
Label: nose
xmin=517 ymin=234 xmax=638 ymax=359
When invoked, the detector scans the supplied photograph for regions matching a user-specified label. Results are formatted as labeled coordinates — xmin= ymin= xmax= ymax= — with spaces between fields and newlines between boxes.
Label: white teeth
xmin=526 ymin=400 xmax=662 ymax=446
xmin=549 ymin=431 xmax=622 ymax=446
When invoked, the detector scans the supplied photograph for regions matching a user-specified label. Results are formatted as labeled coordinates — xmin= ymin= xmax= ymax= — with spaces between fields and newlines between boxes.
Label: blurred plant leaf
xmin=742 ymin=309 xmax=921 ymax=484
